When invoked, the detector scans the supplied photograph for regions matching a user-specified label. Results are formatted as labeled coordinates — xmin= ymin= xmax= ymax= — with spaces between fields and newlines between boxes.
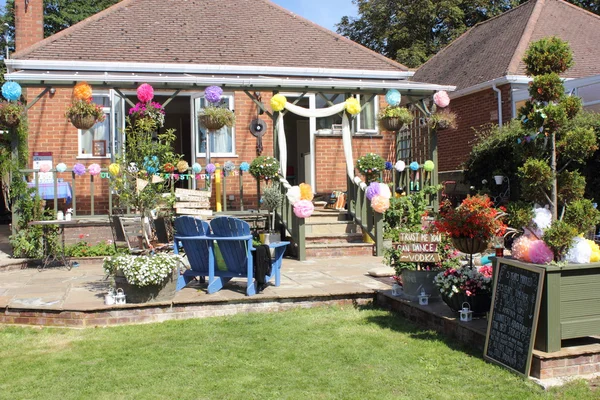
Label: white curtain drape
xmin=277 ymin=101 xmax=355 ymax=182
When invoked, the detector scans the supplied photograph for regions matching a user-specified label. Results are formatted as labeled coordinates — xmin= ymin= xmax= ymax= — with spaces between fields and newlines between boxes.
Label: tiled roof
xmin=12 ymin=0 xmax=407 ymax=72
xmin=412 ymin=0 xmax=600 ymax=91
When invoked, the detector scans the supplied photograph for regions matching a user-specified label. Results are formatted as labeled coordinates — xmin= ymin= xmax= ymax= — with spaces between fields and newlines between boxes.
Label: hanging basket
xmin=198 ymin=115 xmax=226 ymax=131
xmin=451 ymin=237 xmax=488 ymax=255
xmin=0 ymin=113 xmax=20 ymax=128
xmin=70 ymin=114 xmax=97 ymax=130
xmin=380 ymin=117 xmax=404 ymax=131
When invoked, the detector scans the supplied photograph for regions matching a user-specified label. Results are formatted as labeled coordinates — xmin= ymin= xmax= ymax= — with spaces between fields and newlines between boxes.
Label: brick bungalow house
xmin=5 ymin=0 xmax=451 ymax=216
xmin=412 ymin=0 xmax=600 ymax=193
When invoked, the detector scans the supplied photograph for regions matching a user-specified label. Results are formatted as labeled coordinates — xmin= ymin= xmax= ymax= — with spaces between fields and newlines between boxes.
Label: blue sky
xmin=0 ymin=0 xmax=356 ymax=32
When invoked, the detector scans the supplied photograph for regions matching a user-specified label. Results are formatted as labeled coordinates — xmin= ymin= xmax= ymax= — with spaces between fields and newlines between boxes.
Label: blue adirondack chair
xmin=209 ymin=216 xmax=289 ymax=296
xmin=173 ymin=216 xmax=211 ymax=291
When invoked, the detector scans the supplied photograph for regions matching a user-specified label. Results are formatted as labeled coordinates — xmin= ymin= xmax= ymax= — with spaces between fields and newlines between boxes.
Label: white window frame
xmin=77 ymin=91 xmax=112 ymax=159
xmin=195 ymin=93 xmax=236 ymax=158
xmin=356 ymin=94 xmax=379 ymax=135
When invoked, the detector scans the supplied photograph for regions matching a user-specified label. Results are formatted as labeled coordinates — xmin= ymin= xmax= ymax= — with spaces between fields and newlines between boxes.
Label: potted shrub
xmin=249 ymin=156 xmax=280 ymax=182
xmin=356 ymin=153 xmax=385 ymax=183
xmin=103 ymin=253 xmax=181 ymax=303
xmin=65 ymin=99 xmax=106 ymax=130
xmin=378 ymin=106 xmax=414 ymax=131
xmin=427 ymin=109 xmax=457 ymax=130
xmin=260 ymin=184 xmax=283 ymax=245
xmin=0 ymin=101 xmax=24 ymax=128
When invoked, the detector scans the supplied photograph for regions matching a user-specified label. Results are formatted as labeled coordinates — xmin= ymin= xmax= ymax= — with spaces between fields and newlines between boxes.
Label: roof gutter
xmin=450 ymin=75 xmax=531 ymax=99
xmin=492 ymin=82 xmax=503 ymax=128
xmin=5 ymin=59 xmax=414 ymax=80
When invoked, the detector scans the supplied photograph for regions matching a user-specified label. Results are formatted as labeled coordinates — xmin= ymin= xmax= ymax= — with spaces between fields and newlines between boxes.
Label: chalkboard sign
xmin=484 ymin=259 xmax=545 ymax=376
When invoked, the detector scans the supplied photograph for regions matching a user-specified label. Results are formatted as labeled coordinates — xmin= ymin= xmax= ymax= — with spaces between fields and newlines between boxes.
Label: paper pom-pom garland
xmin=371 ymin=195 xmax=390 ymax=214
xmin=385 ymin=161 xmax=393 ymax=170
xmin=299 ymin=183 xmax=314 ymax=201
xmin=73 ymin=163 xmax=86 ymax=176
xmin=423 ymin=160 xmax=435 ymax=172
xmin=192 ymin=163 xmax=202 ymax=174
xmin=163 ymin=163 xmax=175 ymax=173
xmin=39 ymin=164 xmax=51 ymax=173
xmin=2 ymin=81 xmax=22 ymax=101
xmin=433 ymin=91 xmax=450 ymax=108
xmin=56 ymin=163 xmax=67 ymax=173
xmin=176 ymin=160 xmax=189 ymax=173
xmin=365 ymin=182 xmax=381 ymax=201
xmin=385 ymin=89 xmax=401 ymax=106
xmin=395 ymin=160 xmax=406 ymax=172
xmin=137 ymin=83 xmax=154 ymax=103
xmin=73 ymin=82 xmax=92 ymax=101
xmin=512 ymin=235 xmax=533 ymax=263
xmin=239 ymin=162 xmax=250 ymax=172
xmin=409 ymin=161 xmax=420 ymax=171
xmin=528 ymin=240 xmax=554 ymax=264
xmin=206 ymin=163 xmax=216 ymax=174
xmin=345 ymin=97 xmax=361 ymax=115
xmin=224 ymin=161 xmax=236 ymax=173
xmin=286 ymin=186 xmax=301 ymax=205
xmin=271 ymin=94 xmax=287 ymax=112
xmin=293 ymin=199 xmax=314 ymax=218
xmin=205 ymin=86 xmax=223 ymax=104
xmin=378 ymin=183 xmax=392 ymax=199
xmin=108 ymin=163 xmax=120 ymax=176
xmin=88 ymin=163 xmax=101 ymax=176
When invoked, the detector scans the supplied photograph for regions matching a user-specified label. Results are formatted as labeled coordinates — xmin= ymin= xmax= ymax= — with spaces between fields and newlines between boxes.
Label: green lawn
xmin=0 ymin=305 xmax=596 ymax=399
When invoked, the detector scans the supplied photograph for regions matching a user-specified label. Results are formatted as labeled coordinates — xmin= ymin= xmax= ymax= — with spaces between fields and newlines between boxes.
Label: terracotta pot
xmin=451 ymin=237 xmax=488 ymax=254
xmin=441 ymin=291 xmax=491 ymax=315
xmin=0 ymin=113 xmax=20 ymax=128
xmin=70 ymin=114 xmax=97 ymax=130
xmin=198 ymin=115 xmax=225 ymax=131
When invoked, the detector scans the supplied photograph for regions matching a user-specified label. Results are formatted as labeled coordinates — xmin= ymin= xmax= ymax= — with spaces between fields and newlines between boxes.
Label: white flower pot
xmin=493 ymin=175 xmax=504 ymax=185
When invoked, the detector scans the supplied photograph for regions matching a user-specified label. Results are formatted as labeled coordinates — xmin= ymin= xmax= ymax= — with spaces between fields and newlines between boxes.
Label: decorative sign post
xmin=484 ymin=259 xmax=545 ymax=376
xmin=395 ymin=232 xmax=441 ymax=263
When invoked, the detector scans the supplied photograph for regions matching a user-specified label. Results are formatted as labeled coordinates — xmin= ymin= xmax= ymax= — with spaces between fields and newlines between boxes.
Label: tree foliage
xmin=336 ymin=0 xmax=599 ymax=68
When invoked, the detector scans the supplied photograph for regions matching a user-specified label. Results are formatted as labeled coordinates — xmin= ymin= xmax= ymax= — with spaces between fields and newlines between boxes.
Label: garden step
xmin=305 ymin=242 xmax=374 ymax=258
xmin=305 ymin=210 xmax=350 ymax=224
xmin=305 ymin=232 xmax=364 ymax=243
xmin=304 ymin=222 xmax=359 ymax=235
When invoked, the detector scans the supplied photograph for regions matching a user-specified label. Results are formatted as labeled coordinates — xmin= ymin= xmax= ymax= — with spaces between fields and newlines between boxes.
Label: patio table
xmin=27 ymin=181 xmax=73 ymax=204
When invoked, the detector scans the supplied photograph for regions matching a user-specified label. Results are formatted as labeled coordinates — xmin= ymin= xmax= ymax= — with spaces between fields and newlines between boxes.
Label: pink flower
xmin=433 ymin=91 xmax=450 ymax=108
xmin=137 ymin=83 xmax=154 ymax=103
xmin=88 ymin=163 xmax=101 ymax=176
xmin=293 ymin=200 xmax=314 ymax=218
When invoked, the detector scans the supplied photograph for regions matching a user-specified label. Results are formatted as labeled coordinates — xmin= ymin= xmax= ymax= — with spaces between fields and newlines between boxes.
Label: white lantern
xmin=418 ymin=289 xmax=430 ymax=305
xmin=104 ymin=288 xmax=115 ymax=306
xmin=460 ymin=302 xmax=473 ymax=322
xmin=391 ymin=283 xmax=402 ymax=297
xmin=115 ymin=288 xmax=126 ymax=305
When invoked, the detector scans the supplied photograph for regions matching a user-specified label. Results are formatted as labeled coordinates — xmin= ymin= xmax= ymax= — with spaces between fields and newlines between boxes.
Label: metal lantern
xmin=115 ymin=288 xmax=126 ymax=305
xmin=105 ymin=288 xmax=115 ymax=306
xmin=391 ymin=283 xmax=402 ymax=297
xmin=460 ymin=302 xmax=473 ymax=322
xmin=418 ymin=289 xmax=430 ymax=305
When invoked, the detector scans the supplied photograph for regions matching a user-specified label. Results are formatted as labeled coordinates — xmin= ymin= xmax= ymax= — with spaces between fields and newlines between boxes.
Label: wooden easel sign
xmin=484 ymin=259 xmax=545 ymax=377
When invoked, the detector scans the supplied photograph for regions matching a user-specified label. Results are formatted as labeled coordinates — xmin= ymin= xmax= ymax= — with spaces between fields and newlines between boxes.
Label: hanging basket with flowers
xmin=66 ymin=82 xmax=105 ymax=130
xmin=0 ymin=101 xmax=24 ymax=128
xmin=378 ymin=106 xmax=414 ymax=131
xmin=197 ymin=86 xmax=235 ymax=131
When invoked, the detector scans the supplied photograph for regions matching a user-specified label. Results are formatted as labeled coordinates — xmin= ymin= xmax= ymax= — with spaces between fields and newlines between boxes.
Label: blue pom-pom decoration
xmin=409 ymin=161 xmax=420 ymax=171
xmin=384 ymin=161 xmax=393 ymax=170
xmin=192 ymin=163 xmax=202 ymax=173
xmin=56 ymin=163 xmax=67 ymax=173
xmin=385 ymin=89 xmax=401 ymax=106
xmin=2 ymin=82 xmax=22 ymax=101
xmin=240 ymin=162 xmax=250 ymax=172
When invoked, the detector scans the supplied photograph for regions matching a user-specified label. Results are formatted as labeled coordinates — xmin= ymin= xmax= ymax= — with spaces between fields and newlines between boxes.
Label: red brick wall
xmin=15 ymin=0 xmax=44 ymax=52
xmin=438 ymin=84 xmax=513 ymax=172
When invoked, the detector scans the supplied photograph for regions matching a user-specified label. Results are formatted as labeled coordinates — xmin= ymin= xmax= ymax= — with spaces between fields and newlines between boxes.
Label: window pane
xmin=198 ymin=97 xmax=233 ymax=154
xmin=359 ymin=96 xmax=376 ymax=130
xmin=80 ymin=115 xmax=109 ymax=156
xmin=316 ymin=93 xmax=343 ymax=131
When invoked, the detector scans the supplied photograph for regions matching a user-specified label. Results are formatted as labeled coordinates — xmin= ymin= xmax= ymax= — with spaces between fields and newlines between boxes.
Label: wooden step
xmin=305 ymin=233 xmax=364 ymax=243
xmin=305 ymin=221 xmax=359 ymax=235
xmin=305 ymin=242 xmax=374 ymax=258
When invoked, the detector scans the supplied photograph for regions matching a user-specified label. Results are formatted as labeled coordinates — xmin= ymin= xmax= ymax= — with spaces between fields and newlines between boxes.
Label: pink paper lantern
xmin=39 ymin=164 xmax=51 ymax=173
xmin=528 ymin=239 xmax=554 ymax=265
xmin=371 ymin=195 xmax=390 ymax=214
xmin=293 ymin=200 xmax=314 ymax=218
xmin=88 ymin=163 xmax=101 ymax=176
xmin=433 ymin=91 xmax=450 ymax=108
xmin=137 ymin=83 xmax=154 ymax=103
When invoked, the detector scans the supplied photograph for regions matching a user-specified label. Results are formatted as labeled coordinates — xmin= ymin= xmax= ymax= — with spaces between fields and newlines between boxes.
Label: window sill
xmin=77 ymin=155 xmax=111 ymax=160
xmin=196 ymin=154 xmax=239 ymax=159
xmin=315 ymin=132 xmax=382 ymax=138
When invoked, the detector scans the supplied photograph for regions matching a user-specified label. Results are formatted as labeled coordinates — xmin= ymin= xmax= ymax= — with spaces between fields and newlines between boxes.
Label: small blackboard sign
xmin=484 ymin=259 xmax=545 ymax=376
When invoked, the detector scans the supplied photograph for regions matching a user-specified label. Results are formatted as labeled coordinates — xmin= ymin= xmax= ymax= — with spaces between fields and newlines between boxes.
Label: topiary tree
xmin=518 ymin=37 xmax=598 ymax=220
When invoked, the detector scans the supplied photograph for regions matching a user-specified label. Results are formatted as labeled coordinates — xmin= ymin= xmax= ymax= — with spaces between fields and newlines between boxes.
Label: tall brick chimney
xmin=15 ymin=0 xmax=44 ymax=52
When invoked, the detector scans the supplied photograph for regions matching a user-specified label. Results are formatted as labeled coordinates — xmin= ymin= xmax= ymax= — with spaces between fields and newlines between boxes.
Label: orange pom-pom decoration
xmin=512 ymin=235 xmax=533 ymax=263
xmin=371 ymin=195 xmax=390 ymax=214
xmin=73 ymin=82 xmax=92 ymax=100
xmin=299 ymin=183 xmax=314 ymax=201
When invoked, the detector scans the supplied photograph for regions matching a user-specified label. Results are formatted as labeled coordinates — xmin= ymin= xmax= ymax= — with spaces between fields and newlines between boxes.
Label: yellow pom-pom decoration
xmin=423 ymin=160 xmax=435 ymax=172
xmin=345 ymin=97 xmax=361 ymax=115
xmin=108 ymin=163 xmax=120 ymax=176
xmin=176 ymin=160 xmax=189 ymax=173
xmin=587 ymin=239 xmax=600 ymax=262
xmin=299 ymin=183 xmax=314 ymax=201
xmin=73 ymin=82 xmax=92 ymax=100
xmin=271 ymin=94 xmax=287 ymax=112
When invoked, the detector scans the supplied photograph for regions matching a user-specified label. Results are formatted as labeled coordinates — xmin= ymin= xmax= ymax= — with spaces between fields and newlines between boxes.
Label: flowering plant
xmin=128 ymin=101 xmax=165 ymax=128
xmin=356 ymin=153 xmax=385 ymax=182
xmin=103 ymin=253 xmax=180 ymax=287
xmin=434 ymin=265 xmax=493 ymax=297
xmin=249 ymin=156 xmax=280 ymax=181
xmin=434 ymin=195 xmax=506 ymax=242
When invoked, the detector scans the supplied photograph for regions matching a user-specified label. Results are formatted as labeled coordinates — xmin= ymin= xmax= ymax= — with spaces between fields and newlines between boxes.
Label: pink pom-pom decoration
xmin=365 ymin=181 xmax=381 ymax=201
xmin=511 ymin=235 xmax=533 ymax=263
xmin=528 ymin=240 xmax=554 ymax=265
xmin=293 ymin=200 xmax=314 ymax=218
xmin=39 ymin=164 xmax=51 ymax=173
xmin=433 ymin=91 xmax=450 ymax=108
xmin=371 ymin=195 xmax=390 ymax=214
xmin=378 ymin=183 xmax=391 ymax=199
xmin=137 ymin=83 xmax=154 ymax=103
xmin=88 ymin=163 xmax=101 ymax=176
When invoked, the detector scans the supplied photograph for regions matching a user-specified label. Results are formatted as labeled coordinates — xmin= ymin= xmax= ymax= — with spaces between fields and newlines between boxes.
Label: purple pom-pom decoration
xmin=529 ymin=240 xmax=554 ymax=264
xmin=206 ymin=163 xmax=216 ymax=174
xmin=205 ymin=86 xmax=223 ymax=104
xmin=73 ymin=163 xmax=86 ymax=176
xmin=366 ymin=181 xmax=382 ymax=201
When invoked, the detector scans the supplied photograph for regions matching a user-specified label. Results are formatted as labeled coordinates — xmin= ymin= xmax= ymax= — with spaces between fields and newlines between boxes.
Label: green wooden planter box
xmin=498 ymin=258 xmax=600 ymax=353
